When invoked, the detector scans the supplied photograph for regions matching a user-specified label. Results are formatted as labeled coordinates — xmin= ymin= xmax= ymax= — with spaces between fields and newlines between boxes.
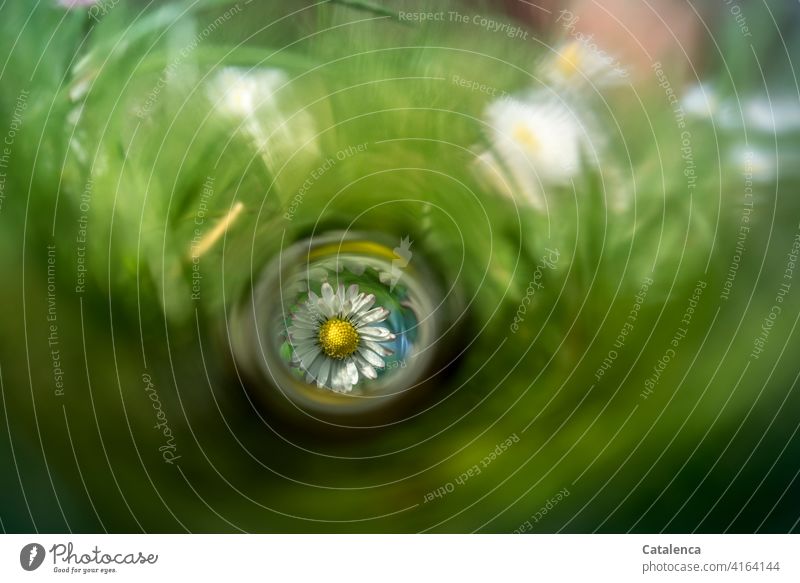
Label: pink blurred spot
xmin=58 ymin=0 xmax=98 ymax=8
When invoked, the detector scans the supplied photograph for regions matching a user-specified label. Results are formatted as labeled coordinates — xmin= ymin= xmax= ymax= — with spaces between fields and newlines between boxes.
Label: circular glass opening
xmin=232 ymin=232 xmax=447 ymax=421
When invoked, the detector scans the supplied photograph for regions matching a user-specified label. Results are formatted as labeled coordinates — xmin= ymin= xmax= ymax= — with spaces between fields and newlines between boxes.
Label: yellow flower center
xmin=318 ymin=318 xmax=360 ymax=360
xmin=513 ymin=123 xmax=540 ymax=153
xmin=556 ymin=42 xmax=582 ymax=76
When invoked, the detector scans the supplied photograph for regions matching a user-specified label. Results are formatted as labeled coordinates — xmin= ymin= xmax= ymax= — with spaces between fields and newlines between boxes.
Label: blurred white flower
xmin=730 ymin=145 xmax=776 ymax=184
xmin=684 ymin=85 xmax=800 ymax=135
xmin=209 ymin=67 xmax=286 ymax=119
xmin=715 ymin=101 xmax=742 ymax=130
xmin=543 ymin=39 xmax=628 ymax=90
xmin=682 ymin=84 xmax=744 ymax=130
xmin=742 ymin=97 xmax=800 ymax=134
xmin=682 ymin=83 xmax=719 ymax=119
xmin=729 ymin=143 xmax=800 ymax=184
xmin=207 ymin=66 xmax=318 ymax=171
xmin=481 ymin=93 xmax=595 ymax=208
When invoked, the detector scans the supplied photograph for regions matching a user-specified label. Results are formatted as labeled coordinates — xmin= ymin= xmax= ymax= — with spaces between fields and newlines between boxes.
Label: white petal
xmin=288 ymin=334 xmax=317 ymax=349
xmin=289 ymin=319 xmax=319 ymax=331
xmin=289 ymin=330 xmax=318 ymax=342
xmin=292 ymin=338 xmax=320 ymax=356
xmin=292 ymin=307 xmax=319 ymax=322
xmin=359 ymin=326 xmax=395 ymax=341
xmin=363 ymin=339 xmax=393 ymax=357
xmin=316 ymin=358 xmax=332 ymax=388
xmin=301 ymin=354 xmax=325 ymax=385
xmin=346 ymin=284 xmax=359 ymax=301
xmin=304 ymin=353 xmax=324 ymax=378
xmin=354 ymin=354 xmax=378 ymax=379
xmin=291 ymin=316 xmax=318 ymax=328
xmin=289 ymin=324 xmax=318 ymax=336
xmin=329 ymin=361 xmax=354 ymax=393
xmin=346 ymin=360 xmax=359 ymax=385
xmin=355 ymin=307 xmax=390 ymax=326
xmin=342 ymin=292 xmax=361 ymax=314
xmin=359 ymin=347 xmax=386 ymax=368
xmin=290 ymin=310 xmax=314 ymax=322
xmin=350 ymin=293 xmax=376 ymax=315
xmin=289 ymin=338 xmax=320 ymax=354
xmin=316 ymin=298 xmax=334 ymax=318
xmin=330 ymin=284 xmax=345 ymax=314
xmin=294 ymin=345 xmax=322 ymax=368
xmin=321 ymin=282 xmax=335 ymax=305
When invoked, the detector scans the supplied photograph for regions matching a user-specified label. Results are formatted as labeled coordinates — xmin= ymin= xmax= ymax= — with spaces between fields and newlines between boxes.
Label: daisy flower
xmin=543 ymin=39 xmax=628 ymax=90
xmin=482 ymin=93 xmax=595 ymax=208
xmin=287 ymin=282 xmax=396 ymax=393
